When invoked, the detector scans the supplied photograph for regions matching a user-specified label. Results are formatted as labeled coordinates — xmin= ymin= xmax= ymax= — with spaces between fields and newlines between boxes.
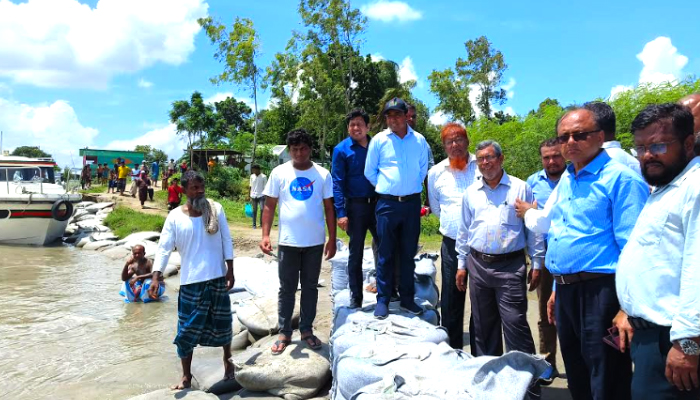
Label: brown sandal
xmin=301 ymin=333 xmax=322 ymax=350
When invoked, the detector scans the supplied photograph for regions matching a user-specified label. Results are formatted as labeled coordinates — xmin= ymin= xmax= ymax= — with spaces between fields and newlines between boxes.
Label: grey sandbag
xmin=330 ymin=314 xmax=448 ymax=365
xmin=329 ymin=240 xmax=350 ymax=296
xmin=236 ymin=296 xmax=300 ymax=336
xmin=334 ymin=342 xmax=549 ymax=400
xmin=231 ymin=329 xmax=251 ymax=351
xmin=127 ymin=388 xmax=219 ymax=399
xmin=232 ymin=332 xmax=331 ymax=400
xmin=191 ymin=352 xmax=243 ymax=395
xmin=413 ymin=278 xmax=438 ymax=308
xmin=413 ymin=253 xmax=438 ymax=281
xmin=332 ymin=299 xmax=439 ymax=333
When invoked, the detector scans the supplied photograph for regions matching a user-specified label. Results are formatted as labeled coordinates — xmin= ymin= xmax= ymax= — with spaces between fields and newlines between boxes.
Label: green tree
xmin=209 ymin=96 xmax=253 ymax=144
xmin=169 ymin=91 xmax=216 ymax=167
xmin=134 ymin=145 xmax=168 ymax=164
xmin=11 ymin=146 xmax=51 ymax=158
xmin=199 ymin=16 xmax=263 ymax=163
xmin=429 ymin=35 xmax=508 ymax=122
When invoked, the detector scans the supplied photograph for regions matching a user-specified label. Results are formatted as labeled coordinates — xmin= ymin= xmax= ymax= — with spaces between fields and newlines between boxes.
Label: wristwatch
xmin=677 ymin=339 xmax=700 ymax=356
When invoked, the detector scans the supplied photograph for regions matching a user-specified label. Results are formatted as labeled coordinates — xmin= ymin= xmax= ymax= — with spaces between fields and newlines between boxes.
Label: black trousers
xmin=277 ymin=245 xmax=323 ymax=337
xmin=631 ymin=324 xmax=700 ymax=400
xmin=440 ymin=236 xmax=475 ymax=352
xmin=555 ymin=274 xmax=632 ymax=400
xmin=346 ymin=200 xmax=378 ymax=303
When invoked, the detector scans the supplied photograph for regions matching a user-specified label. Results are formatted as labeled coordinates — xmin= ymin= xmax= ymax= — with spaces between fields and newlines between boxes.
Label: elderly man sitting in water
xmin=120 ymin=245 xmax=164 ymax=302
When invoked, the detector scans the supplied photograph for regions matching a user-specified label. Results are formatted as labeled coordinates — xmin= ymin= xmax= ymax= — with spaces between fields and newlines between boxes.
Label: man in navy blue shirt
xmin=332 ymin=108 xmax=378 ymax=308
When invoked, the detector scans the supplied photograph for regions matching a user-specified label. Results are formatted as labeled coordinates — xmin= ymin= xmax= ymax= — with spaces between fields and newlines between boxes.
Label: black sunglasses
xmin=555 ymin=129 xmax=601 ymax=144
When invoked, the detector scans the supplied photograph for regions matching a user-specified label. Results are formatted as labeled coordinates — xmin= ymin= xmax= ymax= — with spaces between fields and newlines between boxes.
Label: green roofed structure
xmin=78 ymin=148 xmax=145 ymax=173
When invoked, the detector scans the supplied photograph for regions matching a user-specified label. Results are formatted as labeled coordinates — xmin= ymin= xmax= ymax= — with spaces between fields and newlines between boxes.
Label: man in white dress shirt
xmin=427 ymin=122 xmax=480 ymax=351
xmin=616 ymin=103 xmax=700 ymax=399
xmin=150 ymin=170 xmax=235 ymax=390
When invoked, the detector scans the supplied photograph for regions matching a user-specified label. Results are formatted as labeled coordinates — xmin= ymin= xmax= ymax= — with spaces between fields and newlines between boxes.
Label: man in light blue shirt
xmin=364 ymin=97 xmax=429 ymax=319
xmin=546 ymin=107 xmax=648 ymax=400
xmin=525 ymin=137 xmax=566 ymax=383
xmin=455 ymin=140 xmax=544 ymax=364
xmin=616 ymin=103 xmax=700 ymax=399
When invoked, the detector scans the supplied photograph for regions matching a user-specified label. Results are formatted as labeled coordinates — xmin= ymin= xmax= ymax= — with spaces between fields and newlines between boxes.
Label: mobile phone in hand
xmin=603 ymin=327 xmax=621 ymax=351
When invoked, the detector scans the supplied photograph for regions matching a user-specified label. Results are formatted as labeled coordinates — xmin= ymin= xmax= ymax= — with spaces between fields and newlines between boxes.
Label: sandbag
xmin=163 ymin=263 xmax=179 ymax=278
xmin=103 ymin=246 xmax=131 ymax=260
xmin=91 ymin=232 xmax=118 ymax=241
xmin=231 ymin=329 xmax=251 ymax=351
xmin=329 ymin=242 xmax=349 ymax=296
xmin=235 ymin=296 xmax=300 ymax=336
xmin=413 ymin=253 xmax=438 ymax=280
xmin=233 ymin=257 xmax=278 ymax=297
xmin=333 ymin=299 xmax=439 ymax=333
xmin=330 ymin=314 xmax=448 ymax=364
xmin=167 ymin=251 xmax=182 ymax=266
xmin=334 ymin=342 xmax=548 ymax=400
xmin=231 ymin=390 xmax=329 ymax=400
xmin=75 ymin=213 xmax=97 ymax=222
xmin=75 ymin=201 xmax=95 ymax=209
xmin=77 ymin=219 xmax=101 ymax=230
xmin=127 ymin=388 xmax=219 ymax=400
xmin=83 ymin=240 xmax=115 ymax=251
xmin=233 ymin=332 xmax=331 ymax=400
xmin=191 ymin=357 xmax=243 ymax=395
xmin=414 ymin=278 xmax=439 ymax=308
xmin=76 ymin=236 xmax=93 ymax=248
xmin=116 ymin=231 xmax=161 ymax=246
xmin=85 ymin=202 xmax=114 ymax=213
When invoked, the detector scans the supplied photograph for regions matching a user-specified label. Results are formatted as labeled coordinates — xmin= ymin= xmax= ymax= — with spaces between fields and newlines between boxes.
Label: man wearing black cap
xmin=365 ymin=97 xmax=430 ymax=319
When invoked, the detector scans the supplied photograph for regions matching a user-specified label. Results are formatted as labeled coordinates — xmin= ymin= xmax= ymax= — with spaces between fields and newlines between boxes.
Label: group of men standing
xmin=147 ymin=93 xmax=700 ymax=400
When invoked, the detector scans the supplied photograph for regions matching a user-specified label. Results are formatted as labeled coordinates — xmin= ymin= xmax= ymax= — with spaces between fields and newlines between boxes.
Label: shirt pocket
xmin=500 ymin=204 xmax=520 ymax=226
xmin=634 ymin=208 xmax=670 ymax=247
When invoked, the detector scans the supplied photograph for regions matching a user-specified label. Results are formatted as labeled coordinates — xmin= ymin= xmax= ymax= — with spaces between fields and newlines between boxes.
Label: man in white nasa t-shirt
xmin=260 ymin=128 xmax=337 ymax=355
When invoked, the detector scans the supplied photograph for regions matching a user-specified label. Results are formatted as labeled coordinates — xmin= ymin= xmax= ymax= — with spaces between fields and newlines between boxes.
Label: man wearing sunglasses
xmin=616 ymin=103 xmax=700 ymax=399
xmin=545 ymin=107 xmax=649 ymax=400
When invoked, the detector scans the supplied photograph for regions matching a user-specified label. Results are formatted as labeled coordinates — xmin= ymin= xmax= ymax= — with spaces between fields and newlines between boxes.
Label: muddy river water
xmin=0 ymin=244 xmax=198 ymax=399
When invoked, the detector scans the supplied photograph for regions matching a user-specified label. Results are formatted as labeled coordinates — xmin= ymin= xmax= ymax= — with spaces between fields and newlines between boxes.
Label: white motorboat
xmin=0 ymin=155 xmax=82 ymax=245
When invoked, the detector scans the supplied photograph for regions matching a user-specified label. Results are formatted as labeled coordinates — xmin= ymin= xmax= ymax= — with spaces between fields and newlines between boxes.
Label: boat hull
xmin=0 ymin=194 xmax=82 ymax=245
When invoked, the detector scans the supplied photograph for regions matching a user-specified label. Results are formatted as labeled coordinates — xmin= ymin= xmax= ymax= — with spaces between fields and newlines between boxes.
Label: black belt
xmin=553 ymin=272 xmax=611 ymax=285
xmin=470 ymin=248 xmax=524 ymax=263
xmin=377 ymin=193 xmax=421 ymax=203
xmin=348 ymin=196 xmax=377 ymax=204
xmin=628 ymin=316 xmax=663 ymax=331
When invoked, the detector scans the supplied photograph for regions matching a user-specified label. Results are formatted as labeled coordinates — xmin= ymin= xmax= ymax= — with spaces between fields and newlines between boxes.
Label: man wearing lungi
xmin=150 ymin=169 xmax=236 ymax=390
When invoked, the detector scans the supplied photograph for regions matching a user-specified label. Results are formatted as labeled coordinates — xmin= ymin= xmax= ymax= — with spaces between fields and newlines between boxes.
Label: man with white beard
xmin=150 ymin=170 xmax=235 ymax=390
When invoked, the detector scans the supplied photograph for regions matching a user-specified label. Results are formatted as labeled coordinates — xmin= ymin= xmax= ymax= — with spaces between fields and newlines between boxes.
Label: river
xmin=0 ymin=244 xmax=204 ymax=399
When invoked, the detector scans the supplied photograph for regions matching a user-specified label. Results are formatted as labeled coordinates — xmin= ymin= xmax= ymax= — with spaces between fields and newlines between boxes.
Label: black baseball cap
xmin=383 ymin=97 xmax=408 ymax=114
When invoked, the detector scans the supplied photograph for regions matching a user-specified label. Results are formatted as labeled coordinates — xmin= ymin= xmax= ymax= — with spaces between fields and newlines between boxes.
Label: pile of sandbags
xmin=332 ymin=342 xmax=549 ymax=400
xmin=234 ymin=296 xmax=299 ymax=338
xmin=232 ymin=332 xmax=332 ymax=400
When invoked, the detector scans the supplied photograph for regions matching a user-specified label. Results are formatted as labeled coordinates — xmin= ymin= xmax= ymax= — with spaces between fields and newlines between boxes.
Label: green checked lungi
xmin=175 ymin=276 xmax=232 ymax=358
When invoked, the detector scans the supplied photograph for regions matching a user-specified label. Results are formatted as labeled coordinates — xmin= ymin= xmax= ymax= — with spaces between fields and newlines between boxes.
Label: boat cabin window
xmin=0 ymin=167 xmax=55 ymax=184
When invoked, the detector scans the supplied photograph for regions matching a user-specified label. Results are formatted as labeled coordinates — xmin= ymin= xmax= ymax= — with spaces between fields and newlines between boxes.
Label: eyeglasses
xmin=555 ymin=129 xmax=601 ymax=144
xmin=444 ymin=138 xmax=468 ymax=146
xmin=476 ymin=154 xmax=499 ymax=164
xmin=634 ymin=140 xmax=678 ymax=157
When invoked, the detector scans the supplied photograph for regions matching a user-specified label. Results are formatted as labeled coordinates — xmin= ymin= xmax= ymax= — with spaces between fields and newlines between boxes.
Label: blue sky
xmin=0 ymin=0 xmax=697 ymax=167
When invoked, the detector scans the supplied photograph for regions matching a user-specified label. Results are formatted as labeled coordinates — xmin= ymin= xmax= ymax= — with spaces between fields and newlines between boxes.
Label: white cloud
xmin=609 ymin=84 xmax=633 ymax=100
xmin=398 ymin=56 xmax=419 ymax=85
xmin=370 ymin=53 xmax=385 ymax=62
xmin=429 ymin=111 xmax=449 ymax=126
xmin=502 ymin=77 xmax=516 ymax=99
xmin=137 ymin=78 xmax=153 ymax=89
xmin=637 ymin=36 xmax=688 ymax=85
xmin=0 ymin=0 xmax=208 ymax=88
xmin=360 ymin=1 xmax=422 ymax=23
xmin=468 ymin=83 xmax=484 ymax=118
xmin=503 ymin=106 xmax=516 ymax=116
xmin=105 ymin=123 xmax=186 ymax=162
xmin=0 ymin=97 xmax=98 ymax=167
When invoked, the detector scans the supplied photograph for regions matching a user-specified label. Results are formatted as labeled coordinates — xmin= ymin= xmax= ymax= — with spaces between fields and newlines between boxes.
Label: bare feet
xmin=223 ymin=360 xmax=235 ymax=381
xmin=170 ymin=374 xmax=192 ymax=390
